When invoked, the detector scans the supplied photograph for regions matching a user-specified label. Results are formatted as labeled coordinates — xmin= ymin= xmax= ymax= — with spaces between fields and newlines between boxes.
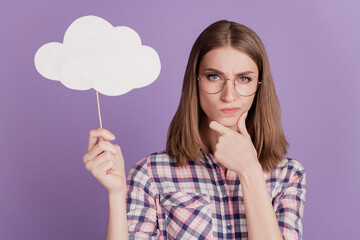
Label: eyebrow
xmin=202 ymin=68 xmax=256 ymax=76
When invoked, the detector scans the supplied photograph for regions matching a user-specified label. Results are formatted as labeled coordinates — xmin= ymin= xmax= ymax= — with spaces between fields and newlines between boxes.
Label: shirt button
xmin=227 ymin=224 xmax=232 ymax=231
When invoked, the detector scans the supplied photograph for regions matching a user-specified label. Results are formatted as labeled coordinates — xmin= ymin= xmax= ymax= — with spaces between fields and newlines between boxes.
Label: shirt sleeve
xmin=275 ymin=160 xmax=307 ymax=240
xmin=126 ymin=158 xmax=159 ymax=240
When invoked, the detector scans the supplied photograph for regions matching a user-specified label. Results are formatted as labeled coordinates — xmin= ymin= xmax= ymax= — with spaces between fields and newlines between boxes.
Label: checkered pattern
xmin=126 ymin=150 xmax=306 ymax=239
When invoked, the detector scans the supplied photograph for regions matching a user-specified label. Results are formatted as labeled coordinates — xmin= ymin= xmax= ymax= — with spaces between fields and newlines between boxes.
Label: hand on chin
xmin=214 ymin=117 xmax=240 ymax=132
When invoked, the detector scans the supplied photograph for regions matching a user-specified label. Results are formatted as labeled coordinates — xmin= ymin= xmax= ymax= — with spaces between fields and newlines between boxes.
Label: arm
xmin=238 ymin=164 xmax=283 ymax=240
xmin=107 ymin=157 xmax=159 ymax=240
xmin=238 ymin=161 xmax=306 ymax=240
xmin=82 ymin=128 xmax=129 ymax=240
xmin=209 ymin=113 xmax=306 ymax=239
xmin=126 ymin=158 xmax=160 ymax=239
xmin=274 ymin=163 xmax=306 ymax=239
xmin=107 ymin=191 xmax=129 ymax=240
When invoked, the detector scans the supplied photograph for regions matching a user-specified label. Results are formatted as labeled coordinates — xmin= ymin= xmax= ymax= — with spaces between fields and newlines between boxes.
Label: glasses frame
xmin=196 ymin=73 xmax=262 ymax=97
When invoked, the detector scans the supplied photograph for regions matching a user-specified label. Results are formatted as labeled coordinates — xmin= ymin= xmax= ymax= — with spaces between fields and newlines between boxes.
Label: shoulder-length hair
xmin=166 ymin=20 xmax=289 ymax=172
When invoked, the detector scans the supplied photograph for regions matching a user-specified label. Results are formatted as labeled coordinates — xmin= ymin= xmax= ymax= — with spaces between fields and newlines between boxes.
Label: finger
xmin=88 ymin=128 xmax=116 ymax=152
xmin=106 ymin=168 xmax=123 ymax=176
xmin=209 ymin=121 xmax=232 ymax=135
xmin=85 ymin=151 xmax=115 ymax=171
xmin=84 ymin=140 xmax=117 ymax=164
xmin=113 ymin=144 xmax=125 ymax=169
xmin=93 ymin=160 xmax=114 ymax=178
xmin=237 ymin=111 xmax=250 ymax=138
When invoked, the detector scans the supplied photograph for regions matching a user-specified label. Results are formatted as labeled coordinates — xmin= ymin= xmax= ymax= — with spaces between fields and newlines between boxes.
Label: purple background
xmin=1 ymin=0 xmax=359 ymax=239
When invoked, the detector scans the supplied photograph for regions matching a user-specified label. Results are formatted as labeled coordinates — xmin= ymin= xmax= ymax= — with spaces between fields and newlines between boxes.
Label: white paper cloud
xmin=34 ymin=15 xmax=161 ymax=96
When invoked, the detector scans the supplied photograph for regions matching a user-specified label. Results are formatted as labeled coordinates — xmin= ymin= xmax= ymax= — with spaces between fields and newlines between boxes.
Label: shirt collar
xmin=199 ymin=147 xmax=220 ymax=167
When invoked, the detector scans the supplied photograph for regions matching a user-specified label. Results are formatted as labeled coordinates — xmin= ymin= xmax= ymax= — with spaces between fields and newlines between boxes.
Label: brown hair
xmin=166 ymin=20 xmax=289 ymax=172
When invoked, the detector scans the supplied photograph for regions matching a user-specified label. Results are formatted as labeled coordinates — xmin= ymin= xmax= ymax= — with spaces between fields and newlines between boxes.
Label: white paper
xmin=34 ymin=15 xmax=161 ymax=96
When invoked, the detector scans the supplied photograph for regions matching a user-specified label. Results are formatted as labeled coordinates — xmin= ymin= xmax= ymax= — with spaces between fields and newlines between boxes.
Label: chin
xmin=215 ymin=116 xmax=238 ymax=127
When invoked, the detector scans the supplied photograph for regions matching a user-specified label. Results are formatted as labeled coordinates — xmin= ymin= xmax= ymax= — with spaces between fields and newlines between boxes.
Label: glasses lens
xmin=199 ymin=74 xmax=224 ymax=94
xmin=234 ymin=75 xmax=259 ymax=96
xmin=199 ymin=74 xmax=259 ymax=96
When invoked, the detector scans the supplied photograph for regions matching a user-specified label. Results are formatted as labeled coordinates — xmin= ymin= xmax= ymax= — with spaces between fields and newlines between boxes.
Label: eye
xmin=206 ymin=74 xmax=221 ymax=81
xmin=237 ymin=76 xmax=252 ymax=83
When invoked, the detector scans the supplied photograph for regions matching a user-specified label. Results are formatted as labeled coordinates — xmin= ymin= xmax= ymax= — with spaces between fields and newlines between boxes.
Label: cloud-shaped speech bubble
xmin=34 ymin=15 xmax=161 ymax=96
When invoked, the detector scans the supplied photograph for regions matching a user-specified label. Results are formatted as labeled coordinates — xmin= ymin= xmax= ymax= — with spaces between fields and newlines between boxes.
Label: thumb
xmin=237 ymin=111 xmax=250 ymax=138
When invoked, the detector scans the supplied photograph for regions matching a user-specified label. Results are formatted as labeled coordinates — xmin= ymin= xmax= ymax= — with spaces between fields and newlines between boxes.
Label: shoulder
xmin=274 ymin=157 xmax=305 ymax=175
xmin=127 ymin=151 xmax=170 ymax=194
xmin=128 ymin=150 xmax=178 ymax=180
xmin=267 ymin=157 xmax=306 ymax=188
xmin=127 ymin=150 xmax=180 ymax=196
xmin=129 ymin=150 xmax=175 ymax=172
xmin=266 ymin=158 xmax=307 ymax=205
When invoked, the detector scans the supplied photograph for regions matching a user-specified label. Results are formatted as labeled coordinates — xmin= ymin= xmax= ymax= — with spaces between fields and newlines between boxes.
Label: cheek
xmin=245 ymin=96 xmax=255 ymax=110
xmin=199 ymin=91 xmax=219 ymax=119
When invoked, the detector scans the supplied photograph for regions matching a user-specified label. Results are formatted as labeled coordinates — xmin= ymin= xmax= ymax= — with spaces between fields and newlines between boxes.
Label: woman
xmin=83 ymin=20 xmax=306 ymax=240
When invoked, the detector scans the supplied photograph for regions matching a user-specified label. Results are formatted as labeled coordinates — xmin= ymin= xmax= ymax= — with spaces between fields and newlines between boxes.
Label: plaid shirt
xmin=126 ymin=150 xmax=306 ymax=240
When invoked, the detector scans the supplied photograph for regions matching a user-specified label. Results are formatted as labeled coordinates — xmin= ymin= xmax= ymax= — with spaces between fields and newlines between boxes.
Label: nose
xmin=220 ymin=79 xmax=237 ymax=102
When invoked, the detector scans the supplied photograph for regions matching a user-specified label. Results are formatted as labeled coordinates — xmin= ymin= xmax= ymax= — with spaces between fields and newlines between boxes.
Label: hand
xmin=83 ymin=128 xmax=126 ymax=195
xmin=209 ymin=111 xmax=260 ymax=176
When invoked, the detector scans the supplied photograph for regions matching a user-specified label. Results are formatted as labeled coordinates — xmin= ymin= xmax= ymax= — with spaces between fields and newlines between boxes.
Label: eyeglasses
xmin=197 ymin=72 xmax=261 ymax=97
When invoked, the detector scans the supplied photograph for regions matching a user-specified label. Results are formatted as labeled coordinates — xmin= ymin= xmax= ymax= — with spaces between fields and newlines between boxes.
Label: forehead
xmin=199 ymin=46 xmax=258 ymax=75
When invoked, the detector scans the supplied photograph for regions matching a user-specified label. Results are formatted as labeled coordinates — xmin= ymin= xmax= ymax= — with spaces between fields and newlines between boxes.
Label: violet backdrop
xmin=1 ymin=0 xmax=359 ymax=239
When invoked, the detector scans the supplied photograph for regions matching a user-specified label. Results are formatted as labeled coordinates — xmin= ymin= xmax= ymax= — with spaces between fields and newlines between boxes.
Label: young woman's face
xmin=198 ymin=46 xmax=259 ymax=131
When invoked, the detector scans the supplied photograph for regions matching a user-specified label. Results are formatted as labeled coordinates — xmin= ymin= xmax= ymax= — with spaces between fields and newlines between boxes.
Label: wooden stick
xmin=96 ymin=90 xmax=103 ymax=128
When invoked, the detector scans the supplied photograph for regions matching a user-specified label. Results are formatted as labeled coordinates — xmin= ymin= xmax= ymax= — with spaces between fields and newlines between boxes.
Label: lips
xmin=220 ymin=107 xmax=240 ymax=114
